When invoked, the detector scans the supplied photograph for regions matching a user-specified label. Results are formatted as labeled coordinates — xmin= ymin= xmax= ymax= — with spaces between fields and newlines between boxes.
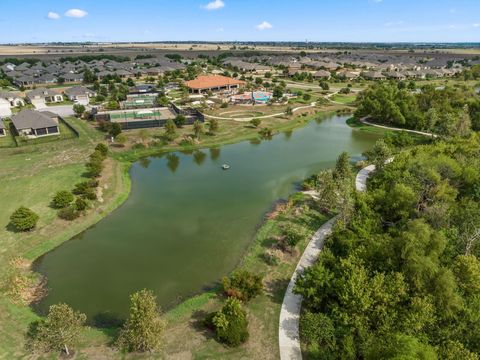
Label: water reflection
xmin=138 ymin=157 xmax=151 ymax=169
xmin=166 ymin=153 xmax=180 ymax=173
xmin=193 ymin=150 xmax=207 ymax=166
xmin=209 ymin=148 xmax=221 ymax=161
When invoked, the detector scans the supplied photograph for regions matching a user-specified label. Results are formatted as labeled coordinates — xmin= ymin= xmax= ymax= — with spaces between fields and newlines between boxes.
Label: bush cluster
xmin=222 ymin=270 xmax=263 ymax=302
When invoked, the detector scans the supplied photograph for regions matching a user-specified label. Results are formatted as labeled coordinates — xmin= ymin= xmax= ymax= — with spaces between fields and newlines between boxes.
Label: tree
xmin=117 ymin=289 xmax=166 ymax=353
xmin=333 ymin=151 xmax=352 ymax=181
xmin=282 ymin=223 xmax=307 ymax=249
xmin=303 ymin=93 xmax=312 ymax=101
xmin=86 ymin=159 xmax=104 ymax=178
xmin=366 ymin=139 xmax=392 ymax=170
xmin=300 ymin=312 xmax=336 ymax=351
xmin=109 ymin=122 xmax=122 ymax=138
xmin=193 ymin=120 xmax=204 ymax=139
xmin=285 ymin=106 xmax=293 ymax=116
xmin=255 ymin=77 xmax=263 ymax=85
xmin=138 ymin=129 xmax=149 ymax=145
xmin=83 ymin=67 xmax=97 ymax=84
xmin=9 ymin=207 xmax=39 ymax=232
xmin=211 ymin=298 xmax=249 ymax=347
xmin=73 ymin=104 xmax=86 ymax=118
xmin=209 ymin=118 xmax=219 ymax=134
xmin=273 ymin=86 xmax=283 ymax=100
xmin=28 ymin=303 xmax=86 ymax=356
xmin=319 ymin=81 xmax=330 ymax=90
xmin=174 ymin=115 xmax=186 ymax=128
xmin=250 ymin=118 xmax=261 ymax=128
xmin=52 ymin=191 xmax=74 ymax=209
xmin=164 ymin=119 xmax=177 ymax=141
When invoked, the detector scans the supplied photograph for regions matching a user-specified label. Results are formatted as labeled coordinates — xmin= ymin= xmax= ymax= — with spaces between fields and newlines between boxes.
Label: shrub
xmin=86 ymin=160 xmax=104 ymax=178
xmin=75 ymin=198 xmax=89 ymax=212
xmin=9 ymin=207 xmax=39 ymax=232
xmin=222 ymin=270 xmax=263 ymax=302
xmin=95 ymin=143 xmax=108 ymax=157
xmin=220 ymin=102 xmax=228 ymax=108
xmin=282 ymin=223 xmax=307 ymax=249
xmin=259 ymin=127 xmax=273 ymax=139
xmin=211 ymin=298 xmax=249 ymax=347
xmin=73 ymin=181 xmax=98 ymax=200
xmin=58 ymin=206 xmax=80 ymax=221
xmin=52 ymin=191 xmax=74 ymax=209
xmin=250 ymin=118 xmax=261 ymax=128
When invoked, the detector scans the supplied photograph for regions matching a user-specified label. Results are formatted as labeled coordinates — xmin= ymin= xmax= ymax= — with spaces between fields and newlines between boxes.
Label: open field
xmin=0 ymin=117 xmax=130 ymax=358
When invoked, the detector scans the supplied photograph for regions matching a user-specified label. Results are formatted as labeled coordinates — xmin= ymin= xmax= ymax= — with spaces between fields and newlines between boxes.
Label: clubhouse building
xmin=186 ymin=75 xmax=245 ymax=94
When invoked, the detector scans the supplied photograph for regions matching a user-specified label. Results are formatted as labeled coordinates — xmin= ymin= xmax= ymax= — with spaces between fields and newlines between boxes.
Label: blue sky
xmin=0 ymin=0 xmax=479 ymax=43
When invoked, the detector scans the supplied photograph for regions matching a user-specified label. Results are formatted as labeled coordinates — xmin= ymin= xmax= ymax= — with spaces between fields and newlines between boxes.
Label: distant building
xmin=185 ymin=75 xmax=245 ymax=94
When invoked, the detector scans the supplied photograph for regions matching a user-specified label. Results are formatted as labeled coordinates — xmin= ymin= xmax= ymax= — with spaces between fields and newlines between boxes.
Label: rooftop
xmin=186 ymin=75 xmax=245 ymax=90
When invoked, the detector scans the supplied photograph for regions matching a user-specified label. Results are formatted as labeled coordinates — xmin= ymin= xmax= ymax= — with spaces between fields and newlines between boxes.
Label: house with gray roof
xmin=64 ymin=86 xmax=96 ymax=103
xmin=26 ymin=88 xmax=63 ymax=104
xmin=11 ymin=109 xmax=60 ymax=138
xmin=313 ymin=70 xmax=331 ymax=79
xmin=0 ymin=91 xmax=25 ymax=107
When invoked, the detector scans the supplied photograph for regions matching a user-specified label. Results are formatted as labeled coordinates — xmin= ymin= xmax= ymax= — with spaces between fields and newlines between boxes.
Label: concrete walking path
xmin=360 ymin=118 xmax=437 ymax=138
xmin=279 ymin=162 xmax=378 ymax=359
xmin=203 ymin=103 xmax=317 ymax=122
xmin=278 ymin=217 xmax=337 ymax=360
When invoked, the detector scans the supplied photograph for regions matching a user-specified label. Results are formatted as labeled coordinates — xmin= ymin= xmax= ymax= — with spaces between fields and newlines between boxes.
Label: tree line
xmin=295 ymin=136 xmax=480 ymax=359
xmin=355 ymin=81 xmax=480 ymax=135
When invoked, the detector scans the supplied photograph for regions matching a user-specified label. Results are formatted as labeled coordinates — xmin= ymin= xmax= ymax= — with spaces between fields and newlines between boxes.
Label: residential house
xmin=0 ymin=91 xmax=25 ymax=107
xmin=11 ymin=109 xmax=60 ymax=138
xmin=64 ymin=86 xmax=96 ymax=104
xmin=26 ymin=88 xmax=63 ymax=104
xmin=362 ymin=71 xmax=386 ymax=80
xmin=313 ymin=70 xmax=331 ymax=80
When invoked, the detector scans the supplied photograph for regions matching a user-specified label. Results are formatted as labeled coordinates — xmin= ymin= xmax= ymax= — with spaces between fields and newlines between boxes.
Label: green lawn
xmin=332 ymin=93 xmax=357 ymax=104
xmin=0 ymin=117 xmax=132 ymax=358
xmin=14 ymin=119 xmax=78 ymax=147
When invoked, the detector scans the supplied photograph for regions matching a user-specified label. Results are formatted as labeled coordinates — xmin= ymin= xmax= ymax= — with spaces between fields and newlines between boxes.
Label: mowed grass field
xmin=0 ymin=117 xmax=129 ymax=358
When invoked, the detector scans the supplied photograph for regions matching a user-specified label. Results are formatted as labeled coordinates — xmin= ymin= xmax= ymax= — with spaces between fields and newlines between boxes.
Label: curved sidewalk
xmin=203 ymin=103 xmax=316 ymax=122
xmin=360 ymin=118 xmax=437 ymax=138
xmin=279 ymin=163 xmax=376 ymax=360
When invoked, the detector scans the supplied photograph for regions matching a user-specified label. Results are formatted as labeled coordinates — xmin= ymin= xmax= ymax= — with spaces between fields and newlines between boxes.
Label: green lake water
xmin=33 ymin=115 xmax=380 ymax=320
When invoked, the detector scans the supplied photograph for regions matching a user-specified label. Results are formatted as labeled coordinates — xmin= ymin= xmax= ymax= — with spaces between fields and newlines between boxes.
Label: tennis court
xmin=108 ymin=108 xmax=175 ymax=122
xmin=123 ymin=94 xmax=157 ymax=109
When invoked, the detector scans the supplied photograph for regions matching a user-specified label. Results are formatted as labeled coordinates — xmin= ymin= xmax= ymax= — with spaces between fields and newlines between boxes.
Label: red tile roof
xmin=186 ymin=75 xmax=245 ymax=90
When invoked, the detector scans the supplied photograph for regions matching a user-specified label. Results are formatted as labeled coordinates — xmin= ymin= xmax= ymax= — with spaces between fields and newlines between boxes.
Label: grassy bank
xmin=162 ymin=194 xmax=329 ymax=359
xmin=0 ymin=104 xmax=345 ymax=358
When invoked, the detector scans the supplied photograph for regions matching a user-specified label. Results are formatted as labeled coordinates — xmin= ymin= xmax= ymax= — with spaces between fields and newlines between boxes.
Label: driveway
xmin=44 ymin=105 xmax=76 ymax=117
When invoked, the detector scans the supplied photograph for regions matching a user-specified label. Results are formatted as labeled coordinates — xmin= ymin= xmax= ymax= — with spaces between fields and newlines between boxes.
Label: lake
xmin=33 ymin=115 xmax=380 ymax=320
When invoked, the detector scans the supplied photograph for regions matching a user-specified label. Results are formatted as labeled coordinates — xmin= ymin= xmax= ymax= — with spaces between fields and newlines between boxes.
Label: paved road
xmin=278 ymin=163 xmax=377 ymax=360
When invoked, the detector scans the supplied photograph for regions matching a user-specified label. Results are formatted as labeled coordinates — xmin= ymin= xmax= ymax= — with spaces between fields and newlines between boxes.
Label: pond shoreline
xmin=27 ymin=111 xmax=339 ymax=315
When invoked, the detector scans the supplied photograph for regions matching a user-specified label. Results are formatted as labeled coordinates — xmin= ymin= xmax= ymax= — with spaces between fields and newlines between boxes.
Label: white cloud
xmin=371 ymin=0 xmax=383 ymax=3
xmin=217 ymin=27 xmax=224 ymax=32
xmin=47 ymin=11 xmax=60 ymax=20
xmin=203 ymin=0 xmax=225 ymax=10
xmin=65 ymin=9 xmax=88 ymax=18
xmin=256 ymin=21 xmax=273 ymax=31
xmin=474 ymin=23 xmax=480 ymax=28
